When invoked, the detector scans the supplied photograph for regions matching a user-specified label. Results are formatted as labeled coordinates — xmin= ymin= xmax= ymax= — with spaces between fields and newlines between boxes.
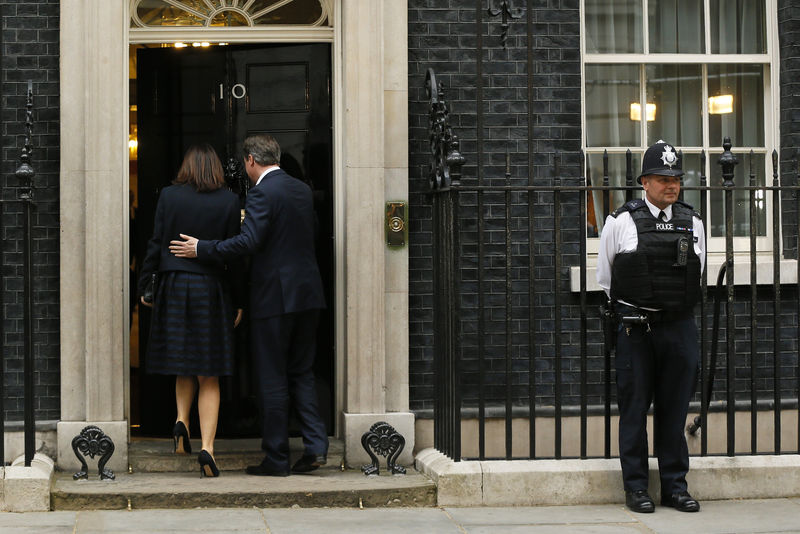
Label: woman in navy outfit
xmin=138 ymin=144 xmax=243 ymax=478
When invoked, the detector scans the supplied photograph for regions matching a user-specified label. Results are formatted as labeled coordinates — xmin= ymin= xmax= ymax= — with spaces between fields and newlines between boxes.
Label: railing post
xmin=718 ymin=137 xmax=738 ymax=456
xmin=748 ymin=151 xmax=758 ymax=455
xmin=15 ymin=81 xmax=36 ymax=467
xmin=771 ymin=150 xmax=781 ymax=453
xmin=699 ymin=150 xmax=709 ymax=456
xmin=427 ymin=68 xmax=464 ymax=460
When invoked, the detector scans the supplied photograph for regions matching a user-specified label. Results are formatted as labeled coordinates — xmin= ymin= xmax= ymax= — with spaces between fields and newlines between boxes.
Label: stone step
xmin=50 ymin=468 xmax=437 ymax=510
xmin=128 ymin=437 xmax=344 ymax=473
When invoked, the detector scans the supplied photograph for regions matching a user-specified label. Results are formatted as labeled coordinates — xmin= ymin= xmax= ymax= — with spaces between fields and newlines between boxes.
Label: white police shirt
xmin=596 ymin=196 xmax=706 ymax=304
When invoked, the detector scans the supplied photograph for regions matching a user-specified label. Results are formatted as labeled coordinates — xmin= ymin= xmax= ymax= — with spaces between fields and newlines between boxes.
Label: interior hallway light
xmin=708 ymin=94 xmax=734 ymax=114
xmin=174 ymin=42 xmax=188 ymax=48
xmin=630 ymin=102 xmax=656 ymax=122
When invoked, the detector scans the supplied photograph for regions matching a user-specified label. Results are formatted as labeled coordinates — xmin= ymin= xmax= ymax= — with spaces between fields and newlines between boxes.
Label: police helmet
xmin=637 ymin=140 xmax=684 ymax=184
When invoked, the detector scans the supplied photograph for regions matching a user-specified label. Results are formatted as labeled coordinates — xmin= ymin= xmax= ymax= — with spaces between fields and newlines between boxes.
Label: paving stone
xmin=634 ymin=498 xmax=800 ymax=534
xmin=75 ymin=509 xmax=265 ymax=532
xmin=463 ymin=525 xmax=650 ymax=534
xmin=261 ymin=508 xmax=460 ymax=534
xmin=444 ymin=504 xmax=635 ymax=525
xmin=0 ymin=511 xmax=76 ymax=528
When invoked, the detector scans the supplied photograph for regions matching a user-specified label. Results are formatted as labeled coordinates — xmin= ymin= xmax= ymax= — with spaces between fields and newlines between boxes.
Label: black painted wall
xmin=408 ymin=0 xmax=583 ymax=411
xmin=1 ymin=0 xmax=60 ymax=423
xmin=779 ymin=0 xmax=800 ymax=258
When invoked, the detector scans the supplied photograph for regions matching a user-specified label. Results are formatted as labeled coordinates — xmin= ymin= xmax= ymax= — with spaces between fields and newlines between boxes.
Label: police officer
xmin=597 ymin=140 xmax=705 ymax=513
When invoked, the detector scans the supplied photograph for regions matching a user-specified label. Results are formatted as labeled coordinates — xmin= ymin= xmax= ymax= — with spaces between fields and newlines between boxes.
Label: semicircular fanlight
xmin=130 ymin=0 xmax=332 ymax=28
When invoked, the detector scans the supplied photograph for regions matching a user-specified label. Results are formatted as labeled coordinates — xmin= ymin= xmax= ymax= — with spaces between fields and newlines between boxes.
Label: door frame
xmin=59 ymin=0 xmax=411 ymax=471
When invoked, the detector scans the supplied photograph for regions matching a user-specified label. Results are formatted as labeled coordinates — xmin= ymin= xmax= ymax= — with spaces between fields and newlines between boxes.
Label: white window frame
xmin=574 ymin=0 xmax=790 ymax=290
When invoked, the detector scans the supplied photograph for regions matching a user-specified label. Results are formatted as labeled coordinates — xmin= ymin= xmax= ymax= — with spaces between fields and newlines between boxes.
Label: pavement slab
xmin=0 ymin=511 xmax=77 ymax=534
xmin=260 ymin=508 xmax=461 ymax=534
xmin=463 ymin=525 xmax=651 ymax=534
xmin=4 ymin=498 xmax=800 ymax=533
xmin=444 ymin=504 xmax=637 ymax=526
xmin=634 ymin=498 xmax=800 ymax=534
xmin=75 ymin=509 xmax=266 ymax=533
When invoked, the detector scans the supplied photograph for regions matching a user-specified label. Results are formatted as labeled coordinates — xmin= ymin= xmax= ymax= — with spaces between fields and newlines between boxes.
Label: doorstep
xmin=52 ymin=438 xmax=435 ymax=510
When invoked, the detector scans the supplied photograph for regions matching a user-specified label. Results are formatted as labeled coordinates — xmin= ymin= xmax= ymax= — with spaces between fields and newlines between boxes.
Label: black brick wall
xmin=409 ymin=0 xmax=582 ymax=411
xmin=409 ymin=1 xmax=800 ymax=413
xmin=779 ymin=1 xmax=800 ymax=259
xmin=1 ymin=0 xmax=60 ymax=422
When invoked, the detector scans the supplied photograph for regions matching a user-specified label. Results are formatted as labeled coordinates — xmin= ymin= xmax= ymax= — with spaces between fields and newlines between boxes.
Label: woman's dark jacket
xmin=138 ymin=183 xmax=244 ymax=306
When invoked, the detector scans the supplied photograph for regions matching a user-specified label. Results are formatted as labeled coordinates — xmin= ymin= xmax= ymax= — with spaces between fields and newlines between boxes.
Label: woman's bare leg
xmin=197 ymin=375 xmax=220 ymax=457
xmin=175 ymin=375 xmax=197 ymax=433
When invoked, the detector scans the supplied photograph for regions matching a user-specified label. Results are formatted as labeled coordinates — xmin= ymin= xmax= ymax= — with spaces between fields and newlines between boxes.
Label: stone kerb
xmin=1 ymin=453 xmax=55 ymax=512
xmin=415 ymin=449 xmax=800 ymax=507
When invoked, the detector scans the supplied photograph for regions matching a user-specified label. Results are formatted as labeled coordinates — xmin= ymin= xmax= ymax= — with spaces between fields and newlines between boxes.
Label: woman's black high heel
xmin=173 ymin=421 xmax=192 ymax=454
xmin=198 ymin=449 xmax=220 ymax=478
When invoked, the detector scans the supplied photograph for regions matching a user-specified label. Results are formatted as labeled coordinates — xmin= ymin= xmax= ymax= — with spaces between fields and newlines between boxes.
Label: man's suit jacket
xmin=139 ymin=183 xmax=243 ymax=304
xmin=197 ymin=168 xmax=325 ymax=319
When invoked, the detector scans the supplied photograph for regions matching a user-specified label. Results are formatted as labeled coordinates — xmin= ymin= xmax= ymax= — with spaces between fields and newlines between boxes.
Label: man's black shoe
xmin=625 ymin=490 xmax=655 ymax=513
xmin=661 ymin=491 xmax=700 ymax=512
xmin=245 ymin=463 xmax=289 ymax=477
xmin=291 ymin=454 xmax=327 ymax=473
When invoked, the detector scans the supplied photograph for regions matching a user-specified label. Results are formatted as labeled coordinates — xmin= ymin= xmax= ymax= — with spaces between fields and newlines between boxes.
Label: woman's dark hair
xmin=174 ymin=143 xmax=225 ymax=192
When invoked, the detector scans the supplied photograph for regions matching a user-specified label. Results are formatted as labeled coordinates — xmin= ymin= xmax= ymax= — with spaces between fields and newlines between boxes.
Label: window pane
xmin=646 ymin=64 xmax=702 ymax=146
xmin=648 ymin=0 xmax=704 ymax=53
xmin=708 ymin=152 xmax=766 ymax=237
xmin=253 ymin=0 xmax=325 ymax=25
xmin=679 ymin=153 xmax=703 ymax=214
xmin=586 ymin=152 xmax=641 ymax=236
xmin=585 ymin=0 xmax=643 ymax=53
xmin=135 ymin=0 xmax=207 ymax=26
xmin=710 ymin=0 xmax=766 ymax=54
xmin=585 ymin=65 xmax=641 ymax=147
xmin=708 ymin=65 xmax=764 ymax=147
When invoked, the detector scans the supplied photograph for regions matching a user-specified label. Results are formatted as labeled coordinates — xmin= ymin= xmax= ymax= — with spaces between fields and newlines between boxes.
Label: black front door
xmin=134 ymin=43 xmax=334 ymax=438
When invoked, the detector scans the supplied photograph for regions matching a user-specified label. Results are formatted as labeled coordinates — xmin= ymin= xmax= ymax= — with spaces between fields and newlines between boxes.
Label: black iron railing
xmin=428 ymin=74 xmax=800 ymax=462
xmin=0 ymin=81 xmax=38 ymax=466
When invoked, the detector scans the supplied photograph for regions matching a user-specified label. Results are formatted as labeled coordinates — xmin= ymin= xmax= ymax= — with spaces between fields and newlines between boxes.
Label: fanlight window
xmin=131 ymin=0 xmax=332 ymax=28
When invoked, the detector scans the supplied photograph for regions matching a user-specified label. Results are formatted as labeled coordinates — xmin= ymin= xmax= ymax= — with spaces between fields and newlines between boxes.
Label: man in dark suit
xmin=170 ymin=134 xmax=328 ymax=476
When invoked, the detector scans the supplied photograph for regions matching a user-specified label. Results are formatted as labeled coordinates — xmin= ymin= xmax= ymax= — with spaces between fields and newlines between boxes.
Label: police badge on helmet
xmin=637 ymin=140 xmax=685 ymax=184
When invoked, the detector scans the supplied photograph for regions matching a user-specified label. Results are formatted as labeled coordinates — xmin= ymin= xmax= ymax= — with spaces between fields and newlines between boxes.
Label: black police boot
xmin=661 ymin=491 xmax=700 ymax=512
xmin=625 ymin=490 xmax=655 ymax=513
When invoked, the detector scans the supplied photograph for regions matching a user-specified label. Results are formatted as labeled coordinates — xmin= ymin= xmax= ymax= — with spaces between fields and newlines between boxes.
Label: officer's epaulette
xmin=673 ymin=199 xmax=701 ymax=218
xmin=610 ymin=198 xmax=645 ymax=218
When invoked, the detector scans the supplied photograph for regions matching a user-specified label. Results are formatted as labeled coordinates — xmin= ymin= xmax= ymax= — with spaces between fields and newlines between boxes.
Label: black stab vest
xmin=610 ymin=199 xmax=701 ymax=311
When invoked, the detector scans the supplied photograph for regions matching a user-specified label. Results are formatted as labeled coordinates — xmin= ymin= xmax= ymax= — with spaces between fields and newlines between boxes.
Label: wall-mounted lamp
xmin=708 ymin=94 xmax=733 ymax=114
xmin=630 ymin=103 xmax=656 ymax=122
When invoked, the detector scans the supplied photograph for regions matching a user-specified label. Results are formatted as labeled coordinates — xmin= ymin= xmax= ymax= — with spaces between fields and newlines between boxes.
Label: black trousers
xmin=615 ymin=317 xmax=699 ymax=495
xmin=251 ymin=309 xmax=328 ymax=471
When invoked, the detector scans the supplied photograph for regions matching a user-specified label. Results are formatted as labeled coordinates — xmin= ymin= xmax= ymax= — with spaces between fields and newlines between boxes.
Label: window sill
xmin=570 ymin=255 xmax=799 ymax=293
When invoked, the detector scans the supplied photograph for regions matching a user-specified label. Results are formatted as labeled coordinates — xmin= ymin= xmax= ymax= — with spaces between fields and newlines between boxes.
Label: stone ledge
xmin=415 ymin=448 xmax=800 ymax=507
xmin=1 ymin=453 xmax=55 ymax=512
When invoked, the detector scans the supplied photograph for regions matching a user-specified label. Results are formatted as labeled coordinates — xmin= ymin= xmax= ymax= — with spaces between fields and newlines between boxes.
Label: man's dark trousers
xmin=252 ymin=309 xmax=328 ymax=471
xmin=615 ymin=317 xmax=699 ymax=496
